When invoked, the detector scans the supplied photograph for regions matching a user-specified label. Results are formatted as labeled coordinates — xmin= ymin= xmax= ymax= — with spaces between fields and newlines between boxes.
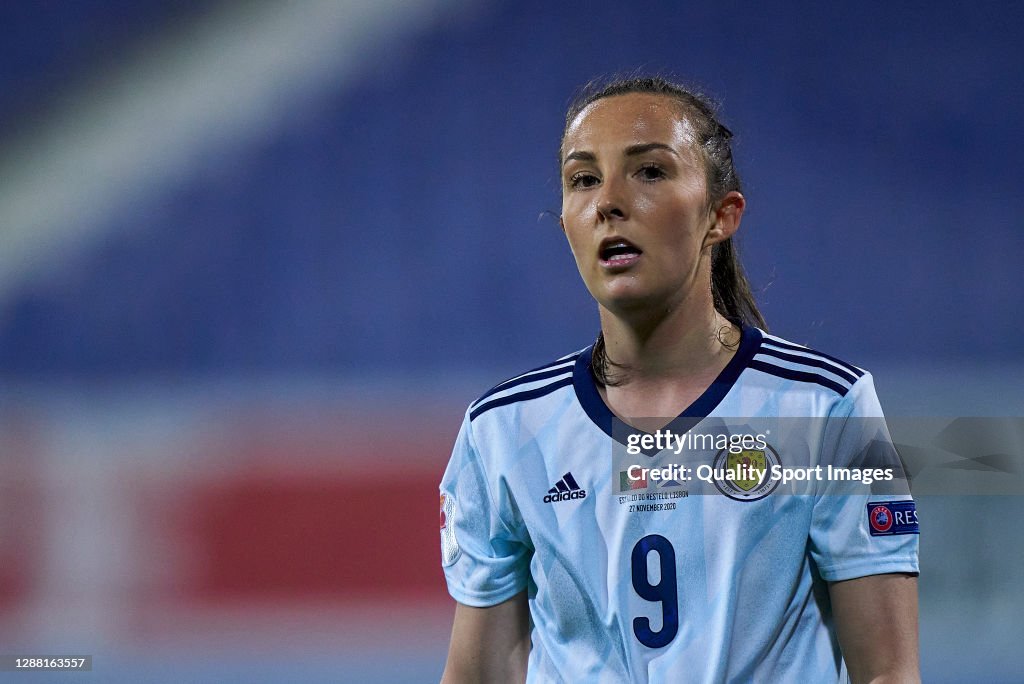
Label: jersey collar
xmin=572 ymin=325 xmax=763 ymax=441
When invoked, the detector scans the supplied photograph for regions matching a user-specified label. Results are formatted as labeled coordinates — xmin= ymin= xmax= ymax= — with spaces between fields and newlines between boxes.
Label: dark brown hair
xmin=561 ymin=76 xmax=766 ymax=386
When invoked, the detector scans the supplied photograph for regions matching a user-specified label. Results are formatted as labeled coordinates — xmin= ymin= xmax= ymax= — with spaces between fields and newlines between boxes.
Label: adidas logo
xmin=543 ymin=472 xmax=587 ymax=503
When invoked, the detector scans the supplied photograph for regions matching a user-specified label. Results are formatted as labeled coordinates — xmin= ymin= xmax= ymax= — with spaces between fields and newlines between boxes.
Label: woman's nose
xmin=595 ymin=180 xmax=627 ymax=221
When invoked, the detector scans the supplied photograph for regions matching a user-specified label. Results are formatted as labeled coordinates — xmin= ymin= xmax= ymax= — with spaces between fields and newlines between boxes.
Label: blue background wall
xmin=1 ymin=0 xmax=1021 ymax=377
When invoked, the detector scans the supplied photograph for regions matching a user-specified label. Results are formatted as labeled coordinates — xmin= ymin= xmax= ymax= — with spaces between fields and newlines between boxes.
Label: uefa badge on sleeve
xmin=867 ymin=501 xmax=919 ymax=536
xmin=440 ymin=493 xmax=461 ymax=566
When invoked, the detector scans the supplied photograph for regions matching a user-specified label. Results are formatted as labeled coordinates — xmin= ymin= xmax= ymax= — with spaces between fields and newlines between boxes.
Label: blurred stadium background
xmin=0 ymin=1 xmax=1021 ymax=682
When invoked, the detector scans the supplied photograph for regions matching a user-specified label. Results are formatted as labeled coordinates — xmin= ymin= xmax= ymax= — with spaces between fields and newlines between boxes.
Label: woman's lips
xmin=598 ymin=237 xmax=642 ymax=269
xmin=599 ymin=252 xmax=641 ymax=269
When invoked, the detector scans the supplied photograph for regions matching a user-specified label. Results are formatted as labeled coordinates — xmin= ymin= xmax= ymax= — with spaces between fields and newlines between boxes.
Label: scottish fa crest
xmin=712 ymin=445 xmax=782 ymax=501
xmin=728 ymin=450 xmax=767 ymax=491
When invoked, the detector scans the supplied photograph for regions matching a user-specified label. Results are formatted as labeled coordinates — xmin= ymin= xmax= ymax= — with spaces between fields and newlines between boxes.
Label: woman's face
xmin=560 ymin=93 xmax=740 ymax=319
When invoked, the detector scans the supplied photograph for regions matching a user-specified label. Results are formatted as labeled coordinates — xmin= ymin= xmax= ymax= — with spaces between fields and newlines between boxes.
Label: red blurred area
xmin=186 ymin=469 xmax=446 ymax=601
xmin=160 ymin=418 xmax=457 ymax=609
xmin=0 ymin=416 xmax=42 ymax=612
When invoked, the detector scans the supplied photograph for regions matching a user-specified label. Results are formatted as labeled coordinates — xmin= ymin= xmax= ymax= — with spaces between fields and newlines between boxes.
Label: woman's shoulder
xmin=466 ymin=348 xmax=587 ymax=424
xmin=748 ymin=328 xmax=872 ymax=401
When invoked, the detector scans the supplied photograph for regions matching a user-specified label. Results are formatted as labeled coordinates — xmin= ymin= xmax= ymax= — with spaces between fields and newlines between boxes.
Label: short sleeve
xmin=439 ymin=411 xmax=531 ymax=606
xmin=808 ymin=373 xmax=920 ymax=582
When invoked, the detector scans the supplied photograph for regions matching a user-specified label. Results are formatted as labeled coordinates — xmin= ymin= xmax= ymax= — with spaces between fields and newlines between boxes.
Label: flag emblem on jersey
xmin=618 ymin=469 xmax=648 ymax=492
xmin=544 ymin=472 xmax=587 ymax=503
xmin=867 ymin=501 xmax=919 ymax=536
xmin=439 ymin=493 xmax=460 ymax=566
xmin=728 ymin=450 xmax=767 ymax=492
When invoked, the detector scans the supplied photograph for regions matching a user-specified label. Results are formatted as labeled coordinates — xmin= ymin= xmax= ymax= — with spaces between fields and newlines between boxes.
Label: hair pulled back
xmin=561 ymin=76 xmax=766 ymax=386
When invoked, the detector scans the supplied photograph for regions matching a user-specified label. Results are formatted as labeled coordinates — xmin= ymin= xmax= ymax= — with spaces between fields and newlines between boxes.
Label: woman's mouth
xmin=599 ymin=237 xmax=643 ymax=269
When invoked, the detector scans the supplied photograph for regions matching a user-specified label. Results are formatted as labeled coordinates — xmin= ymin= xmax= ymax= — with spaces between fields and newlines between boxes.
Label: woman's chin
xmin=594 ymin=287 xmax=666 ymax=316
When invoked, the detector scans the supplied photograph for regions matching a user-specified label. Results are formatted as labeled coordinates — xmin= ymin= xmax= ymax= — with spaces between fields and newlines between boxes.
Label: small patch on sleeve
xmin=867 ymin=501 xmax=919 ymax=536
xmin=440 ymin=493 xmax=461 ymax=566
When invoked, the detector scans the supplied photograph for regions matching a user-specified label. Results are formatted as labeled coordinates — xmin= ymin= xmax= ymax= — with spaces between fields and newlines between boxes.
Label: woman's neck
xmin=596 ymin=296 xmax=740 ymax=421
xmin=598 ymin=298 xmax=738 ymax=382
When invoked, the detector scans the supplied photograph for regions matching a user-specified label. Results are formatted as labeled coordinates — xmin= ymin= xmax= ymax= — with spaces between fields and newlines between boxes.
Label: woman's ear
xmin=704 ymin=191 xmax=745 ymax=248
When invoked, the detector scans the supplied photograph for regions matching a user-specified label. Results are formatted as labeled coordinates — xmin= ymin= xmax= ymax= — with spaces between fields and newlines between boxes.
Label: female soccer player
xmin=439 ymin=76 xmax=919 ymax=683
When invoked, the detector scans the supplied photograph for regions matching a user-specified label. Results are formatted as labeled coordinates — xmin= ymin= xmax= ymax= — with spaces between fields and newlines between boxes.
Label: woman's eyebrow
xmin=624 ymin=142 xmax=678 ymax=157
xmin=562 ymin=142 xmax=678 ymax=168
xmin=562 ymin=150 xmax=595 ymax=168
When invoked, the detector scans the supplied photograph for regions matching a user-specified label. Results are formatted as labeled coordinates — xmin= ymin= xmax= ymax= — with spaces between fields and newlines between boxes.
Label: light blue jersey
xmin=439 ymin=327 xmax=919 ymax=683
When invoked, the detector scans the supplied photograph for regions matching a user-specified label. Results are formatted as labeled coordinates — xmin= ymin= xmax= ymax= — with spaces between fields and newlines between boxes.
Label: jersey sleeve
xmin=439 ymin=411 xmax=531 ymax=606
xmin=808 ymin=373 xmax=920 ymax=582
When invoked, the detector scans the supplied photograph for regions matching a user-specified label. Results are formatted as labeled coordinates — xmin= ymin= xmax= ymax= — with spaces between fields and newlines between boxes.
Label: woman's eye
xmin=637 ymin=164 xmax=665 ymax=181
xmin=569 ymin=172 xmax=599 ymax=189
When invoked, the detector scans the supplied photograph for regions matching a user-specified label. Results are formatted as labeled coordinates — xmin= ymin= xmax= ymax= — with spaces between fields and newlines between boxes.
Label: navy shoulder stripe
xmin=755 ymin=346 xmax=859 ymax=385
xmin=761 ymin=337 xmax=864 ymax=378
xmin=749 ymin=360 xmax=851 ymax=397
xmin=471 ymin=353 xmax=579 ymax=409
xmin=470 ymin=375 xmax=574 ymax=422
